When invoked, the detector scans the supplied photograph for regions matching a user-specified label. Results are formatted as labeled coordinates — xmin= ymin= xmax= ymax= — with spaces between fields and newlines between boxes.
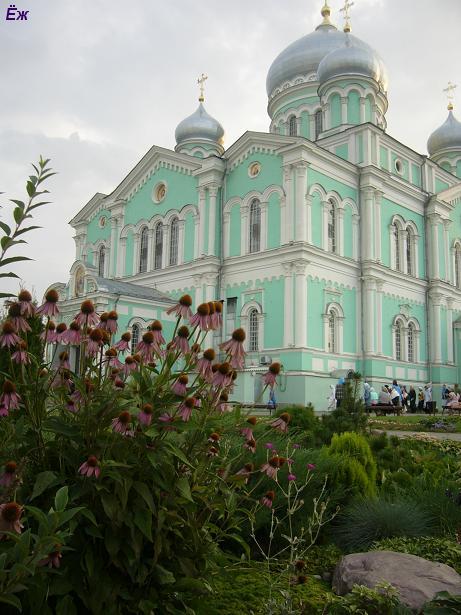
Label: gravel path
xmin=376 ymin=429 xmax=461 ymax=442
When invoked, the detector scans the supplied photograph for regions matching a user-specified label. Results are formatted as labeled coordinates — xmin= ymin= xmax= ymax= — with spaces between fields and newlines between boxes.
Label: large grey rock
xmin=333 ymin=550 xmax=461 ymax=611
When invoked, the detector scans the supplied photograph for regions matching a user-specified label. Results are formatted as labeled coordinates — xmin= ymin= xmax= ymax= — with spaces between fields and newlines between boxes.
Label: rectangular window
xmin=226 ymin=297 xmax=237 ymax=334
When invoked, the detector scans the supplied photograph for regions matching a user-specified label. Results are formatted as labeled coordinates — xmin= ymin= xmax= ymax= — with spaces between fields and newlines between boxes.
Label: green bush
xmin=422 ymin=591 xmax=461 ymax=614
xmin=325 ymin=582 xmax=411 ymax=614
xmin=371 ymin=537 xmax=461 ymax=573
xmin=326 ymin=432 xmax=377 ymax=499
xmin=334 ymin=496 xmax=437 ymax=551
xmin=329 ymin=432 xmax=377 ymax=485
xmin=320 ymin=375 xmax=368 ymax=443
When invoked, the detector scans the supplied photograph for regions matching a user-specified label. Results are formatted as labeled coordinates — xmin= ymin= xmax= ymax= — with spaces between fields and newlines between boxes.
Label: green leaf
xmin=134 ymin=508 xmax=152 ymax=541
xmin=0 ymin=292 xmax=16 ymax=298
xmin=56 ymin=506 xmax=84 ymax=527
xmin=133 ymin=481 xmax=156 ymax=513
xmin=0 ymin=272 xmax=20 ymax=279
xmin=54 ymin=486 xmax=68 ymax=512
xmin=0 ymin=594 xmax=22 ymax=611
xmin=42 ymin=417 xmax=80 ymax=438
xmin=31 ymin=471 xmax=58 ymax=500
xmin=56 ymin=596 xmax=77 ymax=615
xmin=80 ymin=509 xmax=98 ymax=526
xmin=13 ymin=207 xmax=23 ymax=224
xmin=10 ymin=199 xmax=25 ymax=209
xmin=164 ymin=442 xmax=193 ymax=468
xmin=15 ymin=226 xmax=42 ymax=237
xmin=0 ymin=221 xmax=11 ymax=235
xmin=176 ymin=477 xmax=193 ymax=502
xmin=154 ymin=564 xmax=175 ymax=585
xmin=26 ymin=181 xmax=36 ymax=197
xmin=0 ymin=256 xmax=32 ymax=267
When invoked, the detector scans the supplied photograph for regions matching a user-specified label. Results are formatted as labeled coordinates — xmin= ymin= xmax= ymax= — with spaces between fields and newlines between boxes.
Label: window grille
xmin=249 ymin=199 xmax=261 ymax=253
xmin=98 ymin=246 xmax=105 ymax=277
xmin=131 ymin=324 xmax=140 ymax=353
xmin=395 ymin=322 xmax=402 ymax=360
xmin=248 ymin=309 xmax=259 ymax=351
xmin=154 ymin=223 xmax=163 ymax=270
xmin=394 ymin=224 xmax=401 ymax=271
xmin=139 ymin=227 xmax=149 ymax=273
xmin=408 ymin=323 xmax=415 ymax=362
xmin=315 ymin=110 xmax=323 ymax=139
xmin=169 ymin=218 xmax=179 ymax=266
xmin=406 ymin=229 xmax=412 ymax=275
xmin=289 ymin=115 xmax=297 ymax=136
xmin=328 ymin=201 xmax=336 ymax=253
xmin=328 ymin=311 xmax=336 ymax=353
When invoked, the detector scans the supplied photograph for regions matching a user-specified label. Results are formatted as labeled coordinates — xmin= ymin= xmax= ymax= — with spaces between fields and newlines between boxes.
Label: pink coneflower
xmin=123 ymin=355 xmax=137 ymax=377
xmin=172 ymin=374 xmax=188 ymax=396
xmin=307 ymin=463 xmax=316 ymax=471
xmin=111 ymin=411 xmax=133 ymax=434
xmin=12 ymin=340 xmax=30 ymax=365
xmin=210 ymin=301 xmax=223 ymax=330
xmin=235 ymin=462 xmax=254 ymax=483
xmin=261 ymin=490 xmax=275 ymax=509
xmin=64 ymin=321 xmax=82 ymax=345
xmin=0 ymin=381 xmax=20 ymax=411
xmin=240 ymin=416 xmax=257 ymax=439
xmin=179 ymin=397 xmax=196 ymax=422
xmin=196 ymin=348 xmax=215 ymax=381
xmin=220 ymin=328 xmax=246 ymax=369
xmin=288 ymin=473 xmax=297 ymax=482
xmin=0 ymin=462 xmax=17 ymax=488
xmin=17 ymin=289 xmax=34 ymax=318
xmin=189 ymin=342 xmax=201 ymax=363
xmin=189 ymin=303 xmax=210 ymax=331
xmin=39 ymin=548 xmax=62 ymax=569
xmin=0 ymin=405 xmax=8 ymax=417
xmin=293 ymin=443 xmax=301 ymax=449
xmin=263 ymin=362 xmax=281 ymax=388
xmin=106 ymin=311 xmax=118 ymax=335
xmin=66 ymin=398 xmax=78 ymax=414
xmin=260 ymin=456 xmax=286 ymax=479
xmin=270 ymin=412 xmax=291 ymax=433
xmin=172 ymin=326 xmax=190 ymax=355
xmin=78 ymin=455 xmax=101 ymax=478
xmin=244 ymin=437 xmax=256 ymax=454
xmin=8 ymin=303 xmax=31 ymax=333
xmin=139 ymin=403 xmax=153 ymax=426
xmin=207 ymin=446 xmax=219 ymax=458
xmin=166 ymin=294 xmax=193 ymax=320
xmin=217 ymin=392 xmax=231 ymax=413
xmin=150 ymin=320 xmax=166 ymax=348
xmin=75 ymin=300 xmax=99 ymax=327
xmin=136 ymin=331 xmax=155 ymax=362
xmin=36 ymin=288 xmax=60 ymax=318
xmin=0 ymin=502 xmax=23 ymax=535
xmin=265 ymin=442 xmax=275 ymax=450
xmin=114 ymin=331 xmax=131 ymax=352
xmin=58 ymin=351 xmax=70 ymax=371
xmin=55 ymin=323 xmax=68 ymax=344
xmin=213 ymin=362 xmax=233 ymax=388
xmin=40 ymin=320 xmax=57 ymax=344
xmin=158 ymin=413 xmax=173 ymax=423
xmin=105 ymin=348 xmax=123 ymax=369
xmin=86 ymin=328 xmax=104 ymax=357
xmin=0 ymin=321 xmax=20 ymax=349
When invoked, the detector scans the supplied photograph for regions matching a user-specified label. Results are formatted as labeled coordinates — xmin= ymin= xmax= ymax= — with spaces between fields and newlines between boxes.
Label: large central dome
xmin=266 ymin=5 xmax=387 ymax=98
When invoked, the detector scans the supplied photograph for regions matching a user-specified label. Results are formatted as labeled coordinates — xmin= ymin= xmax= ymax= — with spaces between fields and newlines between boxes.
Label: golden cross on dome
xmin=443 ymin=81 xmax=457 ymax=110
xmin=197 ymin=73 xmax=208 ymax=102
xmin=340 ymin=0 xmax=355 ymax=32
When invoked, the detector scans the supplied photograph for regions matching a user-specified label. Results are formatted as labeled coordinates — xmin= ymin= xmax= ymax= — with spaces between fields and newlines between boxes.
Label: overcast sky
xmin=1 ymin=0 xmax=460 ymax=301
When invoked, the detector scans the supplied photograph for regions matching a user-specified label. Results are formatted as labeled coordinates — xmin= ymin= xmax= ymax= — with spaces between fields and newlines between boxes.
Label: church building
xmin=47 ymin=2 xmax=461 ymax=409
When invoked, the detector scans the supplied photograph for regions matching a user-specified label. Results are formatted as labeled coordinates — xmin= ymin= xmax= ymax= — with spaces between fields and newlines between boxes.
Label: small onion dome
xmin=175 ymin=103 xmax=224 ymax=147
xmin=427 ymin=109 xmax=461 ymax=156
xmin=317 ymin=35 xmax=387 ymax=89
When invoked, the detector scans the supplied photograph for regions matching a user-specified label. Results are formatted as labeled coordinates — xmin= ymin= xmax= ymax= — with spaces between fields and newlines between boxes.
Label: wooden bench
xmin=442 ymin=404 xmax=461 ymax=416
xmin=373 ymin=404 xmax=402 ymax=416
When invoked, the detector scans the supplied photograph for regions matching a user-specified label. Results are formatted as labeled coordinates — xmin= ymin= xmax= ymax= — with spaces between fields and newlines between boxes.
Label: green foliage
xmin=274 ymin=404 xmax=321 ymax=446
xmin=334 ymin=496 xmax=436 ymax=551
xmin=329 ymin=432 xmax=377 ymax=485
xmin=326 ymin=432 xmax=377 ymax=499
xmin=422 ymin=591 xmax=461 ymax=614
xmin=320 ymin=376 xmax=368 ymax=443
xmin=371 ymin=537 xmax=461 ymax=573
xmin=325 ymin=582 xmax=411 ymax=614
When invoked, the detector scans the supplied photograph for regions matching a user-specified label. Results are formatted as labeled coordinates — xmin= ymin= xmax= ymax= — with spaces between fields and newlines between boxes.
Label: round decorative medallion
xmin=153 ymin=182 xmax=167 ymax=203
xmin=394 ymin=158 xmax=403 ymax=174
xmin=248 ymin=162 xmax=261 ymax=178
xmin=99 ymin=216 xmax=107 ymax=228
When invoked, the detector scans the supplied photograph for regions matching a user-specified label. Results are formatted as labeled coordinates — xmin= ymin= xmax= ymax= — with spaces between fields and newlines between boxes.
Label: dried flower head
xmin=18 ymin=290 xmax=32 ymax=302
xmin=121 ymin=331 xmax=131 ymax=342
xmin=180 ymin=294 xmax=192 ymax=307
xmin=177 ymin=326 xmax=189 ymax=338
xmin=232 ymin=328 xmax=245 ymax=342
xmin=80 ymin=300 xmax=95 ymax=314
xmin=203 ymin=348 xmax=215 ymax=361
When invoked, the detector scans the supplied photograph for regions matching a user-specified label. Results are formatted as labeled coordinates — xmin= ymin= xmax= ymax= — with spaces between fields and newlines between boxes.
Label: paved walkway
xmin=376 ymin=429 xmax=461 ymax=442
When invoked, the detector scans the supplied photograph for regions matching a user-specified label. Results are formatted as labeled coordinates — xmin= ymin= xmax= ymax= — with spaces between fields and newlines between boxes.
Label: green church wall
xmin=342 ymin=287 xmax=357 ymax=353
xmin=441 ymin=162 xmax=451 ymax=172
xmin=347 ymin=90 xmax=360 ymax=125
xmin=343 ymin=205 xmax=353 ymax=258
xmin=259 ymin=277 xmax=284 ymax=348
xmin=335 ymin=144 xmax=349 ymax=161
xmin=310 ymin=192 xmax=323 ymax=248
xmin=357 ymin=134 xmax=364 ymax=163
xmin=308 ymin=169 xmax=358 ymax=201
xmin=124 ymin=168 xmax=197 ymax=226
xmin=391 ymin=153 xmax=409 ymax=182
xmin=307 ymin=278 xmax=324 ymax=349
xmin=203 ymin=192 xmax=210 ymax=255
xmin=382 ymin=295 xmax=397 ymax=357
xmin=229 ymin=204 xmax=241 ymax=257
xmin=301 ymin=111 xmax=310 ymax=139
xmin=267 ymin=193 xmax=281 ymax=249
xmin=411 ymin=164 xmax=422 ymax=187
xmin=276 ymin=95 xmax=319 ymax=115
xmin=184 ymin=211 xmax=195 ymax=262
xmin=87 ymin=209 xmax=111 ymax=245
xmin=435 ymin=177 xmax=449 ymax=193
xmin=330 ymin=93 xmax=341 ymax=127
xmin=440 ymin=306 xmax=448 ymax=363
xmin=226 ymin=152 xmax=283 ymax=201
xmin=457 ymin=160 xmax=461 ymax=179
xmin=381 ymin=198 xmax=425 ymax=277
xmin=380 ymin=146 xmax=389 ymax=170
xmin=365 ymin=96 xmax=373 ymax=123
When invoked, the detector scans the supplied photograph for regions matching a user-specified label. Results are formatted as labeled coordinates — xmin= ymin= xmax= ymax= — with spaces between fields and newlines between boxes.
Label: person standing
xmin=267 ymin=388 xmax=277 ymax=414
xmin=392 ymin=379 xmax=402 ymax=404
xmin=408 ymin=385 xmax=416 ymax=413
xmin=335 ymin=378 xmax=345 ymax=408
xmin=424 ymin=383 xmax=433 ymax=413
xmin=364 ymin=382 xmax=371 ymax=412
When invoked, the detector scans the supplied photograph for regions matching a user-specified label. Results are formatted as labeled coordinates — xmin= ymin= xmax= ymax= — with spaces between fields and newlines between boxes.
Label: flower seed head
xmin=47 ymin=321 xmax=56 ymax=332
xmin=89 ymin=328 xmax=103 ymax=342
xmin=247 ymin=416 xmax=257 ymax=425
xmin=5 ymin=461 xmax=17 ymax=474
xmin=1 ymin=502 xmax=22 ymax=522
xmin=100 ymin=312 xmax=109 ymax=322
xmin=18 ymin=290 xmax=32 ymax=302
xmin=105 ymin=348 xmax=117 ymax=357
xmin=80 ymin=300 xmax=95 ymax=314
xmin=207 ymin=301 xmax=216 ymax=315
xmin=142 ymin=403 xmax=153 ymax=415
xmin=280 ymin=412 xmax=291 ymax=424
xmin=69 ymin=321 xmax=80 ymax=332
xmin=179 ymin=294 xmax=192 ymax=307
xmin=269 ymin=362 xmax=281 ymax=375
xmin=151 ymin=320 xmax=162 ymax=331
xmin=8 ymin=303 xmax=21 ymax=318
xmin=178 ymin=326 xmax=189 ymax=338
xmin=87 ymin=455 xmax=98 ymax=467
xmin=118 ymin=411 xmax=131 ymax=424
xmin=214 ymin=301 xmax=223 ymax=314
xmin=232 ymin=328 xmax=245 ymax=342
xmin=197 ymin=303 xmax=210 ymax=316
xmin=121 ymin=332 xmax=131 ymax=342
xmin=59 ymin=351 xmax=69 ymax=361
xmin=184 ymin=397 xmax=196 ymax=408
xmin=142 ymin=331 xmax=154 ymax=344
xmin=178 ymin=374 xmax=188 ymax=385
xmin=203 ymin=348 xmax=215 ymax=361
xmin=108 ymin=311 xmax=118 ymax=320
xmin=3 ymin=380 xmax=16 ymax=394
xmin=218 ymin=362 xmax=230 ymax=375
xmin=2 ymin=321 xmax=16 ymax=335
xmin=56 ymin=323 xmax=67 ymax=334
xmin=45 ymin=289 xmax=59 ymax=303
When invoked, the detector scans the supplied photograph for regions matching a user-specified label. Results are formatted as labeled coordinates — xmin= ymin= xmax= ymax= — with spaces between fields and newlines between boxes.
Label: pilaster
xmin=208 ymin=186 xmax=218 ymax=256
xmin=295 ymin=162 xmax=309 ymax=242
xmin=293 ymin=261 xmax=308 ymax=347
xmin=282 ymin=262 xmax=294 ymax=347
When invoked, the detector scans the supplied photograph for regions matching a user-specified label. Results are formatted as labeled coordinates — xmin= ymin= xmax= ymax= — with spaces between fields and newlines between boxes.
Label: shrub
xmin=329 ymin=432 xmax=377 ymax=485
xmin=334 ymin=496 xmax=437 ymax=551
xmin=371 ymin=537 xmax=461 ymax=573
xmin=328 ymin=455 xmax=375 ymax=499
xmin=422 ymin=591 xmax=461 ymax=614
xmin=325 ymin=582 xmax=411 ymax=614
xmin=326 ymin=432 xmax=377 ymax=499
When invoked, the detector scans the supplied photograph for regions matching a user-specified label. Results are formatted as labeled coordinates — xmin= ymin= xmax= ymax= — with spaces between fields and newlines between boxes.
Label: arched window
xmin=131 ymin=324 xmax=140 ymax=353
xmin=74 ymin=267 xmax=85 ymax=297
xmin=98 ymin=245 xmax=105 ymax=277
xmin=248 ymin=309 xmax=259 ymax=351
xmin=393 ymin=223 xmax=401 ymax=271
xmin=139 ymin=227 xmax=149 ymax=273
xmin=455 ymin=244 xmax=461 ymax=288
xmin=315 ymin=110 xmax=323 ymax=139
xmin=169 ymin=217 xmax=179 ymax=266
xmin=328 ymin=309 xmax=336 ymax=353
xmin=327 ymin=200 xmax=336 ymax=253
xmin=408 ymin=322 xmax=415 ymax=363
xmin=154 ymin=222 xmax=163 ymax=270
xmin=249 ymin=199 xmax=261 ymax=253
xmin=288 ymin=115 xmax=297 ymax=136
xmin=406 ymin=229 xmax=412 ymax=276
xmin=395 ymin=319 xmax=403 ymax=361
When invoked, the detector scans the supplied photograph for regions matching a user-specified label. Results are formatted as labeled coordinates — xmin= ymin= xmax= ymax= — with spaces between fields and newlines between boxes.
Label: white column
xmin=363 ymin=277 xmax=376 ymax=354
xmin=360 ymin=97 xmax=366 ymax=123
xmin=198 ymin=188 xmax=206 ymax=256
xmin=374 ymin=190 xmax=382 ymax=262
xmin=280 ymin=195 xmax=287 ymax=244
xmin=193 ymin=215 xmax=200 ymax=260
xmin=223 ymin=212 xmax=230 ymax=257
xmin=337 ymin=207 xmax=345 ymax=256
xmin=360 ymin=188 xmax=374 ymax=261
xmin=306 ymin=195 xmax=313 ymax=244
xmin=133 ymin=234 xmax=140 ymax=274
xmin=109 ymin=217 xmax=118 ymax=278
xmin=294 ymin=262 xmax=308 ymax=347
xmin=322 ymin=201 xmax=330 ymax=250
xmin=295 ymin=162 xmax=308 ymax=242
xmin=443 ymin=219 xmax=451 ymax=282
xmin=240 ymin=205 xmax=249 ymax=255
xmin=447 ymin=298 xmax=454 ymax=364
xmin=204 ymin=274 xmax=216 ymax=302
xmin=451 ymin=247 xmax=457 ymax=285
xmin=282 ymin=263 xmax=294 ymax=346
xmin=309 ymin=115 xmax=316 ymax=140
xmin=260 ymin=201 xmax=268 ymax=251
xmin=193 ymin=275 xmax=203 ymax=306
xmin=341 ymin=97 xmax=348 ymax=124
xmin=352 ymin=213 xmax=360 ymax=261
xmin=178 ymin=220 xmax=185 ymax=264
xmin=117 ymin=236 xmax=126 ymax=278
xmin=323 ymin=102 xmax=331 ymax=131
xmin=429 ymin=214 xmax=440 ymax=280
xmin=208 ymin=186 xmax=218 ymax=256
xmin=147 ymin=228 xmax=154 ymax=270
xmin=376 ymin=281 xmax=383 ymax=356
xmin=430 ymin=292 xmax=442 ymax=364
xmin=283 ymin=165 xmax=293 ymax=243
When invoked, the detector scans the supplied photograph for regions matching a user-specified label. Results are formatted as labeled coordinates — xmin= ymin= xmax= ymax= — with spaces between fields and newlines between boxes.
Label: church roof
xmin=427 ymin=109 xmax=461 ymax=156
xmin=93 ymin=277 xmax=175 ymax=303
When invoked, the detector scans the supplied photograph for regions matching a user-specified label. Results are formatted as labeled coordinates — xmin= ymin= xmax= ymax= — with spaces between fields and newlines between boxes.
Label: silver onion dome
xmin=427 ymin=110 xmax=461 ymax=156
xmin=266 ymin=5 xmax=388 ymax=97
xmin=175 ymin=103 xmax=224 ymax=146
xmin=317 ymin=35 xmax=386 ymax=88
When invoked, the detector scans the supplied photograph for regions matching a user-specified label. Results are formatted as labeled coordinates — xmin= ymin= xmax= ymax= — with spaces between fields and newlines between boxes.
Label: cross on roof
xmin=340 ymin=0 xmax=355 ymax=32
xmin=197 ymin=73 xmax=208 ymax=102
xmin=444 ymin=81 xmax=457 ymax=110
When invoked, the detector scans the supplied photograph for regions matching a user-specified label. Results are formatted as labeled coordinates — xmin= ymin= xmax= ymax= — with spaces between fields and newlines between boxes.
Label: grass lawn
xmin=368 ymin=413 xmax=461 ymax=433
